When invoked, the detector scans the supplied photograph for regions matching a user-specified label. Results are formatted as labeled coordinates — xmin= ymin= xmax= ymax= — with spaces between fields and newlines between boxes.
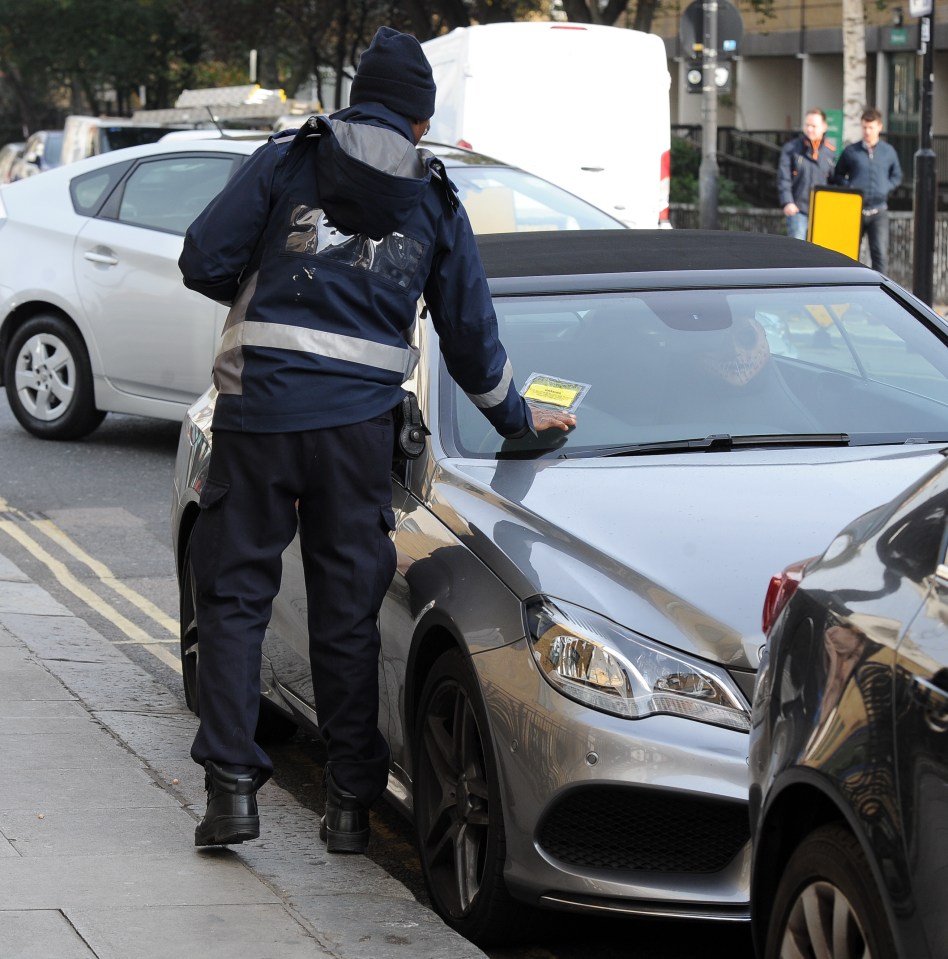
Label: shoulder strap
xmin=417 ymin=148 xmax=460 ymax=216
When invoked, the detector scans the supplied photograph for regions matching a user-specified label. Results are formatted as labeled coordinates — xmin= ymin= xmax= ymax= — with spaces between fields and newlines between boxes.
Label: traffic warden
xmin=777 ymin=108 xmax=836 ymax=240
xmin=178 ymin=26 xmax=575 ymax=853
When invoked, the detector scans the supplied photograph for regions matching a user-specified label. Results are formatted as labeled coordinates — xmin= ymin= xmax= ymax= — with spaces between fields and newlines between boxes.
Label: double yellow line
xmin=0 ymin=496 xmax=181 ymax=674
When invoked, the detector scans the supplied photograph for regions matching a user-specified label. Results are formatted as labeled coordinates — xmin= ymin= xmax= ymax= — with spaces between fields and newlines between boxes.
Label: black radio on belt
xmin=394 ymin=392 xmax=430 ymax=461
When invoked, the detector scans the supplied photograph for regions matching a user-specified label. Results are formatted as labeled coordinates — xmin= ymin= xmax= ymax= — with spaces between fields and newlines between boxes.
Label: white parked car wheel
xmin=4 ymin=314 xmax=105 ymax=440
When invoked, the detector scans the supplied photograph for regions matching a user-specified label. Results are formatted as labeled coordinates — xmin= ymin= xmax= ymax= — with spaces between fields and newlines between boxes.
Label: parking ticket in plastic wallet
xmin=520 ymin=373 xmax=590 ymax=414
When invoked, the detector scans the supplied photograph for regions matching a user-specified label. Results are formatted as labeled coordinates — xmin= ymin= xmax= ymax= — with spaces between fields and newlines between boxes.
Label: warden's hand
xmin=529 ymin=405 xmax=576 ymax=432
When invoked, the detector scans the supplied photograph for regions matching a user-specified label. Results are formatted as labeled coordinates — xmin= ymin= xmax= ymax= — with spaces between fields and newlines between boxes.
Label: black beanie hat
xmin=350 ymin=27 xmax=436 ymax=121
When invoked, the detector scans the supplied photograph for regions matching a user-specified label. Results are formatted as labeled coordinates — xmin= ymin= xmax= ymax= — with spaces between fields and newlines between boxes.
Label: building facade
xmin=652 ymin=0 xmax=948 ymax=146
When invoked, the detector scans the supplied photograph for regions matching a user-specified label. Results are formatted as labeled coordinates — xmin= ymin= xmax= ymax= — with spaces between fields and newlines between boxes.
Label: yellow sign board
xmin=807 ymin=186 xmax=863 ymax=260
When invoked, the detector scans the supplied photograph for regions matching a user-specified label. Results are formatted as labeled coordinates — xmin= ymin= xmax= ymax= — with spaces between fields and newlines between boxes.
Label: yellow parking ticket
xmin=521 ymin=373 xmax=590 ymax=413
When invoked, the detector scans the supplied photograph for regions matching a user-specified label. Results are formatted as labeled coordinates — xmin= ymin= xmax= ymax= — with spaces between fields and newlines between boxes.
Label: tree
xmin=0 ymin=0 xmax=207 ymax=132
xmin=0 ymin=0 xmax=72 ymax=134
xmin=841 ymin=0 xmax=867 ymax=143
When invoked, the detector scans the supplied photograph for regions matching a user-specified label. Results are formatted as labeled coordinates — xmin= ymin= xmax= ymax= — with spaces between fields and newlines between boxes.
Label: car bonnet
xmin=429 ymin=444 xmax=948 ymax=671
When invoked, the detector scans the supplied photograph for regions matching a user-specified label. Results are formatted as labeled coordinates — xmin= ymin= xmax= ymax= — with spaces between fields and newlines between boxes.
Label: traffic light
xmin=685 ymin=57 xmax=733 ymax=95
xmin=686 ymin=59 xmax=703 ymax=94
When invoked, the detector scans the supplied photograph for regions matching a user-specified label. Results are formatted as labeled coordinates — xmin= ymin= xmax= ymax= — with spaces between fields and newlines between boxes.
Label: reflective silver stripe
xmin=331 ymin=120 xmax=427 ymax=178
xmin=217 ymin=320 xmax=419 ymax=378
xmin=467 ymin=359 xmax=513 ymax=410
xmin=213 ymin=272 xmax=258 ymax=395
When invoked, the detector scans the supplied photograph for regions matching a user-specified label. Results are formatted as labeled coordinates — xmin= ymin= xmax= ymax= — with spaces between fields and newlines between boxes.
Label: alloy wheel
xmin=416 ymin=672 xmax=491 ymax=917
xmin=14 ymin=331 xmax=76 ymax=422
xmin=780 ymin=879 xmax=870 ymax=959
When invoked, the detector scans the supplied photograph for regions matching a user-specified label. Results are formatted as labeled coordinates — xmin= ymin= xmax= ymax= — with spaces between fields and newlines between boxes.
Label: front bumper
xmin=474 ymin=638 xmax=751 ymax=920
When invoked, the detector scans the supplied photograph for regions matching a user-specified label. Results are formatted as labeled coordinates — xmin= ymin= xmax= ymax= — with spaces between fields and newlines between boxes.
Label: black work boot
xmin=319 ymin=771 xmax=370 ymax=854
xmin=195 ymin=761 xmax=269 ymax=847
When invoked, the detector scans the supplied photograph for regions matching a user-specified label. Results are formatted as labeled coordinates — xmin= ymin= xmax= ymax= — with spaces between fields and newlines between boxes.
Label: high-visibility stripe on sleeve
xmin=466 ymin=359 xmax=513 ymax=410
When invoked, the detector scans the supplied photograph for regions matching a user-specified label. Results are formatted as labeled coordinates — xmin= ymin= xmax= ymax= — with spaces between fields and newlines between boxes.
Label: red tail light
xmin=457 ymin=138 xmax=473 ymax=150
xmin=761 ymin=558 xmax=812 ymax=634
xmin=658 ymin=149 xmax=670 ymax=223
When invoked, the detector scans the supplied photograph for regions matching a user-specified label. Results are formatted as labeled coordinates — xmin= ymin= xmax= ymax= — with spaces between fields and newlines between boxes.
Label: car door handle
xmin=84 ymin=250 xmax=118 ymax=266
xmin=912 ymin=674 xmax=948 ymax=730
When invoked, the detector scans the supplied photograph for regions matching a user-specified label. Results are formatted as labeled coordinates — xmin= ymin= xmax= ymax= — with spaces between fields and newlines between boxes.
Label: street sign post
xmin=699 ymin=0 xmax=719 ymax=229
xmin=680 ymin=0 xmax=744 ymax=54
xmin=913 ymin=10 xmax=936 ymax=304
xmin=680 ymin=0 xmax=744 ymax=228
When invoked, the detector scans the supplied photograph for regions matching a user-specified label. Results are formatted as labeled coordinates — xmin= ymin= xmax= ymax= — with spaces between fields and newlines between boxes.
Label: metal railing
xmin=672 ymin=125 xmax=948 ymax=210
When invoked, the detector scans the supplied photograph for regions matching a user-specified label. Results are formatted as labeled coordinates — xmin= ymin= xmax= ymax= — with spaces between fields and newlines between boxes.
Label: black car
xmin=750 ymin=451 xmax=948 ymax=959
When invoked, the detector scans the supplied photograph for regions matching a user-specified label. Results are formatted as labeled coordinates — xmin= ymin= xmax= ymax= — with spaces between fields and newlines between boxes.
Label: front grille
xmin=537 ymin=786 xmax=749 ymax=874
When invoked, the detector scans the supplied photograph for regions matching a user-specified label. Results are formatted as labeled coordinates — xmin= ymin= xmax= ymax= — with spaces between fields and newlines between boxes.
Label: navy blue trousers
xmin=189 ymin=415 xmax=396 ymax=807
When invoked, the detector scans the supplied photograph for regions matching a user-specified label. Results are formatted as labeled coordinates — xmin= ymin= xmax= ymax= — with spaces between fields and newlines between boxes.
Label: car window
xmin=43 ymin=132 xmax=63 ymax=167
xmin=71 ymin=161 xmax=134 ymax=215
xmin=446 ymin=285 xmax=948 ymax=457
xmin=116 ymin=155 xmax=238 ymax=234
xmin=448 ymin=166 xmax=623 ymax=233
xmin=100 ymin=126 xmax=181 ymax=151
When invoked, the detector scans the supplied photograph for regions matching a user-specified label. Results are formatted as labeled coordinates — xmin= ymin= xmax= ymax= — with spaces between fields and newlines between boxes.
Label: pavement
xmin=0 ymin=549 xmax=489 ymax=959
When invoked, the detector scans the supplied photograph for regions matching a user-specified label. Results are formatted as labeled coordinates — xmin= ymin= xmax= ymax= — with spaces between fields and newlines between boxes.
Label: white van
xmin=422 ymin=22 xmax=671 ymax=228
xmin=60 ymin=115 xmax=185 ymax=165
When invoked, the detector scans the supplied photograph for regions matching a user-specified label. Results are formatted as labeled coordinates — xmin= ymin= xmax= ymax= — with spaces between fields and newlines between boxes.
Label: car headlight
xmin=527 ymin=598 xmax=751 ymax=732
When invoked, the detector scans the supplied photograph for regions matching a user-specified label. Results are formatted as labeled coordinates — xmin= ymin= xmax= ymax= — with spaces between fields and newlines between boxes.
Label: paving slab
xmin=0 ymin=910 xmax=96 ymax=959
xmin=0 ymin=697 xmax=87 ymax=719
xmin=0 ymin=804 xmax=192 ymax=857
xmin=0 ymin=553 xmax=30 ymax=582
xmin=0 ymin=579 xmax=71 ymax=615
xmin=69 ymin=903 xmax=330 ymax=959
xmin=0 ymin=850 xmax=282 ymax=910
xmin=1 ymin=725 xmax=144 ymax=771
xmin=0 ymin=763 xmax=179 ymax=812
xmin=0 ymin=551 xmax=489 ymax=959
xmin=0 ymin=662 xmax=75 ymax=701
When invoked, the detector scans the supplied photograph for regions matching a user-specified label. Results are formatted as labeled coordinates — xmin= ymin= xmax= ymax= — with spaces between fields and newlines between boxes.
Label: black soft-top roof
xmin=475 ymin=229 xmax=864 ymax=279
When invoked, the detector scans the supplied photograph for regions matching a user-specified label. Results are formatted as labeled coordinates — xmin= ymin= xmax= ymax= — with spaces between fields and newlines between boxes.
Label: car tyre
xmin=4 ymin=314 xmax=105 ymax=440
xmin=765 ymin=823 xmax=896 ymax=959
xmin=178 ymin=533 xmax=296 ymax=742
xmin=413 ymin=648 xmax=523 ymax=946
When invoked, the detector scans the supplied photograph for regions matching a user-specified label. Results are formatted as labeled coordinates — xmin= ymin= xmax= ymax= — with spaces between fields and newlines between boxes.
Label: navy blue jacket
xmin=832 ymin=138 xmax=902 ymax=210
xmin=179 ymin=104 xmax=530 ymax=437
xmin=777 ymin=134 xmax=836 ymax=213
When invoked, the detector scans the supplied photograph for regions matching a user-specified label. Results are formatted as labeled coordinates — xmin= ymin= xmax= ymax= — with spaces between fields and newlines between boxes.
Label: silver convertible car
xmin=171 ymin=229 xmax=948 ymax=945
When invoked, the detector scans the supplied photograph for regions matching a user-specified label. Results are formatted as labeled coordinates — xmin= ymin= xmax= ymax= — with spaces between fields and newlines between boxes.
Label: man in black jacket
xmin=777 ymin=108 xmax=836 ymax=240
xmin=178 ymin=26 xmax=575 ymax=854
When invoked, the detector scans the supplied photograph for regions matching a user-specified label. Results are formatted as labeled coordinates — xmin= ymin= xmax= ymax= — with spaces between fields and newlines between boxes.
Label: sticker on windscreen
xmin=520 ymin=373 xmax=590 ymax=413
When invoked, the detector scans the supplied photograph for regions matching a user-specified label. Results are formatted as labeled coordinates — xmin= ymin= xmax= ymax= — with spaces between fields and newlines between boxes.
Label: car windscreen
xmin=100 ymin=126 xmax=178 ymax=151
xmin=446 ymin=286 xmax=948 ymax=458
xmin=447 ymin=166 xmax=624 ymax=233
xmin=43 ymin=132 xmax=63 ymax=167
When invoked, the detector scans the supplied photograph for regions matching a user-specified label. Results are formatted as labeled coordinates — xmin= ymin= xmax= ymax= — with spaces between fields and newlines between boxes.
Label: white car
xmin=0 ymin=134 xmax=622 ymax=440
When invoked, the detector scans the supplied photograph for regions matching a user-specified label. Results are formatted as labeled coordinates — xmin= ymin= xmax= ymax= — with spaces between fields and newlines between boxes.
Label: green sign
xmin=890 ymin=27 xmax=909 ymax=46
xmin=825 ymin=108 xmax=844 ymax=152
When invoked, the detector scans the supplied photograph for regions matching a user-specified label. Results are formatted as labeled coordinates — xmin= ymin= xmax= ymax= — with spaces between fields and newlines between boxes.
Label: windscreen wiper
xmin=567 ymin=433 xmax=852 ymax=459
